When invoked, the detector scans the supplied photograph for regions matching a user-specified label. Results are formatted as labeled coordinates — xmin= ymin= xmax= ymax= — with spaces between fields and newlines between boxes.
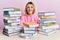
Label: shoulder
xmin=21 ymin=14 xmax=28 ymax=19
xmin=33 ymin=14 xmax=38 ymax=17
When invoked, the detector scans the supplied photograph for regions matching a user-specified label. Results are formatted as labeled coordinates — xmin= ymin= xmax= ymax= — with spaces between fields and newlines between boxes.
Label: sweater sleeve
xmin=35 ymin=15 xmax=40 ymax=24
xmin=20 ymin=16 xmax=25 ymax=27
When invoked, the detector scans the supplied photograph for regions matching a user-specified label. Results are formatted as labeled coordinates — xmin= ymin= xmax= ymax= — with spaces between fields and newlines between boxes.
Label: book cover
xmin=38 ymin=12 xmax=55 ymax=16
xmin=39 ymin=30 xmax=56 ymax=36
xmin=3 ymin=32 xmax=19 ymax=36
xmin=39 ymin=29 xmax=56 ymax=32
xmin=3 ymin=19 xmax=20 ymax=23
xmin=23 ymin=22 xmax=39 ymax=28
xmin=40 ymin=23 xmax=56 ymax=26
xmin=24 ymin=27 xmax=36 ymax=31
xmin=40 ymin=16 xmax=55 ymax=19
xmin=3 ymin=7 xmax=20 ymax=11
xmin=4 ymin=11 xmax=21 ymax=15
xmin=4 ymin=16 xmax=20 ymax=20
xmin=40 ymin=18 xmax=56 ymax=21
xmin=40 ymin=20 xmax=56 ymax=24
xmin=41 ymin=24 xmax=59 ymax=29
xmin=24 ymin=30 xmax=36 ymax=34
xmin=3 ymin=11 xmax=21 ymax=17
xmin=19 ymin=33 xmax=33 ymax=38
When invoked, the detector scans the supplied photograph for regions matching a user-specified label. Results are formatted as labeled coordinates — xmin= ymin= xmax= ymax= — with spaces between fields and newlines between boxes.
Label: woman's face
xmin=26 ymin=4 xmax=35 ymax=15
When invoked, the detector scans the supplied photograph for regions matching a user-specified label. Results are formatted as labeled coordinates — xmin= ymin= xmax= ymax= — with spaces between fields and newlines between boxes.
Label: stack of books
xmin=3 ymin=7 xmax=22 ymax=36
xmin=38 ymin=12 xmax=59 ymax=36
xmin=19 ymin=22 xmax=39 ymax=38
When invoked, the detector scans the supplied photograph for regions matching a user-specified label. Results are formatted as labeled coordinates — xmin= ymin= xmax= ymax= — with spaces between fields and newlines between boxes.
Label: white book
xmin=24 ymin=27 xmax=36 ymax=31
xmin=3 ymin=30 xmax=19 ymax=33
xmin=4 ymin=29 xmax=22 ymax=33
xmin=4 ymin=28 xmax=15 ymax=32
xmin=10 ymin=22 xmax=20 ymax=25
xmin=9 ymin=14 xmax=21 ymax=16
xmin=40 ymin=18 xmax=56 ymax=21
xmin=4 ymin=16 xmax=20 ymax=20
xmin=41 ymin=24 xmax=59 ymax=29
xmin=40 ymin=19 xmax=56 ymax=22
xmin=38 ymin=12 xmax=55 ymax=16
xmin=3 ymin=32 xmax=19 ymax=36
xmin=3 ymin=7 xmax=20 ymax=11
xmin=7 ymin=19 xmax=20 ymax=22
xmin=5 ymin=23 xmax=20 ymax=26
xmin=9 ymin=11 xmax=21 ymax=14
xmin=4 ymin=19 xmax=20 ymax=23
xmin=39 ymin=29 xmax=56 ymax=32
xmin=24 ymin=30 xmax=35 ymax=34
xmin=20 ymin=33 xmax=33 ymax=37
xmin=3 ymin=8 xmax=15 ymax=11
xmin=39 ymin=30 xmax=56 ymax=36
xmin=5 ymin=25 xmax=22 ymax=29
xmin=10 ymin=15 xmax=21 ymax=17
xmin=7 ymin=20 xmax=20 ymax=23
xmin=41 ymin=20 xmax=56 ymax=24
xmin=40 ymin=23 xmax=56 ymax=26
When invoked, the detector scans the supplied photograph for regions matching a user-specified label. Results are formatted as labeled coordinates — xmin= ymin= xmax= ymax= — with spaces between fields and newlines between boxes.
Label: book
xmin=41 ymin=24 xmax=59 ymax=29
xmin=40 ymin=20 xmax=56 ymax=24
xmin=4 ymin=25 xmax=22 ymax=29
xmin=4 ymin=11 xmax=21 ymax=15
xmin=39 ymin=30 xmax=56 ymax=36
xmin=8 ymin=11 xmax=21 ymax=14
xmin=3 ymin=7 xmax=20 ymax=11
xmin=3 ymin=30 xmax=19 ymax=34
xmin=24 ymin=27 xmax=36 ymax=31
xmin=40 ymin=19 xmax=56 ymax=22
xmin=10 ymin=15 xmax=21 ymax=17
xmin=19 ymin=33 xmax=33 ymax=38
xmin=24 ymin=30 xmax=36 ymax=34
xmin=4 ymin=16 xmax=20 ymax=20
xmin=3 ymin=27 xmax=14 ymax=32
xmin=40 ymin=18 xmax=56 ymax=21
xmin=39 ymin=29 xmax=56 ymax=32
xmin=40 ymin=16 xmax=55 ymax=19
xmin=38 ymin=12 xmax=55 ymax=16
xmin=3 ymin=32 xmax=19 ymax=36
xmin=4 ymin=23 xmax=20 ymax=26
xmin=3 ymin=26 xmax=22 ymax=34
xmin=23 ymin=22 xmax=39 ymax=28
xmin=3 ymin=19 xmax=20 ymax=23
xmin=40 ymin=23 xmax=56 ymax=26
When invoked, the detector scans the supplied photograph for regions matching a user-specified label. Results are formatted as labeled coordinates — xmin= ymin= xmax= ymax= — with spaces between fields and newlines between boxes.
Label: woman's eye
xmin=31 ymin=7 xmax=33 ymax=8
xmin=27 ymin=7 xmax=29 ymax=8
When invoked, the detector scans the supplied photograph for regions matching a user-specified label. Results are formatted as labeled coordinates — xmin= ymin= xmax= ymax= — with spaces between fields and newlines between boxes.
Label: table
xmin=0 ymin=30 xmax=60 ymax=40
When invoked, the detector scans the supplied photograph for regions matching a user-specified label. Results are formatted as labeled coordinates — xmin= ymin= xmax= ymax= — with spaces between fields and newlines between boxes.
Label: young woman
xmin=20 ymin=2 xmax=39 ymax=33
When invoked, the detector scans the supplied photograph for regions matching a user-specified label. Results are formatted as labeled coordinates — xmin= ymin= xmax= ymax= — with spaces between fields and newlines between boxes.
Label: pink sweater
xmin=20 ymin=14 xmax=39 ymax=27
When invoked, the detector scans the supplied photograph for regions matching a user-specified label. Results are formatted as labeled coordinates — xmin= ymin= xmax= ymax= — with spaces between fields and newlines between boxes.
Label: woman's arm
xmin=20 ymin=16 xmax=25 ymax=27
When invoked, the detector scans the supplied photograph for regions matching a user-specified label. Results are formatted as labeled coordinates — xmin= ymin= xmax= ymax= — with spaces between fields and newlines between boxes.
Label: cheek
xmin=28 ymin=8 xmax=34 ymax=12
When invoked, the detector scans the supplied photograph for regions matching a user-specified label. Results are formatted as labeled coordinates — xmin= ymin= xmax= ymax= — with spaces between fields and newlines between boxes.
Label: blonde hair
xmin=25 ymin=2 xmax=35 ymax=15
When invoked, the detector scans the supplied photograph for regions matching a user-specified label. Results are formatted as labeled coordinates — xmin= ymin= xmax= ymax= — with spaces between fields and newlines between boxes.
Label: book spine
xmin=38 ymin=12 xmax=55 ymax=16
xmin=40 ymin=16 xmax=55 ymax=19
xmin=24 ymin=30 xmax=36 ymax=34
xmin=41 ymin=25 xmax=59 ymax=29
xmin=39 ymin=30 xmax=56 ymax=36
xmin=24 ymin=27 xmax=36 ymax=31
xmin=41 ymin=20 xmax=56 ymax=24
